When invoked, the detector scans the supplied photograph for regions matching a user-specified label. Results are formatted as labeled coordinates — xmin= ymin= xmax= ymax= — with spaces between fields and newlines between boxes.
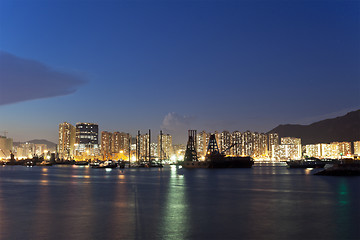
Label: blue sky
xmin=0 ymin=0 xmax=359 ymax=143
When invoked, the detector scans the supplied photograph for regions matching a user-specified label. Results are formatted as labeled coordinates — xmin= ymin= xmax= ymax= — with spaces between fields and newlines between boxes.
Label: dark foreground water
xmin=0 ymin=164 xmax=359 ymax=240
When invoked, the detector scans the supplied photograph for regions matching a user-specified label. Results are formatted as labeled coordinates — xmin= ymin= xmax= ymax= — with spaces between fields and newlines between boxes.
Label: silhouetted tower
xmin=9 ymin=151 xmax=15 ymax=163
xmin=184 ymin=130 xmax=198 ymax=161
xmin=128 ymin=137 xmax=131 ymax=163
xmin=148 ymin=129 xmax=151 ymax=163
xmin=160 ymin=130 xmax=163 ymax=163
xmin=136 ymin=130 xmax=140 ymax=163
xmin=207 ymin=134 xmax=220 ymax=155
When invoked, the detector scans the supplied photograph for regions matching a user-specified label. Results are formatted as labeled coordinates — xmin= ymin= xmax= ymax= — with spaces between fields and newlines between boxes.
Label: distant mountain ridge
xmin=268 ymin=110 xmax=360 ymax=145
xmin=13 ymin=139 xmax=57 ymax=149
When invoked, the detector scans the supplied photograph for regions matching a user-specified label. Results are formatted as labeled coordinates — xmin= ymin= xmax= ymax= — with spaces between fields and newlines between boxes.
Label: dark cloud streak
xmin=0 ymin=51 xmax=86 ymax=105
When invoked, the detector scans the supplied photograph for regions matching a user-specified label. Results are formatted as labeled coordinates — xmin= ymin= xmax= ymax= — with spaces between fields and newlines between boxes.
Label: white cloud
xmin=161 ymin=112 xmax=195 ymax=144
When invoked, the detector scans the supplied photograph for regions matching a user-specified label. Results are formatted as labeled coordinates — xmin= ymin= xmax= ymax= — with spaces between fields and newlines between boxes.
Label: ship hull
xmin=287 ymin=160 xmax=325 ymax=168
xmin=182 ymin=156 xmax=254 ymax=169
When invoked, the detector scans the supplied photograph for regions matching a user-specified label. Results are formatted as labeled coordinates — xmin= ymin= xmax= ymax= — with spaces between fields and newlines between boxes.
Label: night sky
xmin=0 ymin=0 xmax=359 ymax=144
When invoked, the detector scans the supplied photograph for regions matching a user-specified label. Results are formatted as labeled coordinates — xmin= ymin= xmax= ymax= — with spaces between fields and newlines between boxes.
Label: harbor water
xmin=0 ymin=164 xmax=359 ymax=240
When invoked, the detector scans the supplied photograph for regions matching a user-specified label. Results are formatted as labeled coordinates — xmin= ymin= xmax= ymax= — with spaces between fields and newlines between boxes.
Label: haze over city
xmin=0 ymin=0 xmax=359 ymax=144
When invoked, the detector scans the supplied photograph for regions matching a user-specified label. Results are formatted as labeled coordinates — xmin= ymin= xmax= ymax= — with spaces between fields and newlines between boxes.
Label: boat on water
xmin=74 ymin=161 xmax=89 ymax=166
xmin=134 ymin=160 xmax=163 ymax=168
xmin=37 ymin=161 xmax=53 ymax=166
xmin=286 ymin=159 xmax=326 ymax=168
xmin=91 ymin=160 xmax=118 ymax=169
xmin=183 ymin=155 xmax=254 ymax=168
xmin=25 ymin=160 xmax=36 ymax=167
xmin=182 ymin=131 xmax=254 ymax=169
xmin=149 ymin=161 xmax=163 ymax=168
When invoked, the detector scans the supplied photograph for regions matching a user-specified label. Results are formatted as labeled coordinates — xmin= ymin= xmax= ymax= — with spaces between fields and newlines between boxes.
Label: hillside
xmin=268 ymin=110 xmax=360 ymax=145
xmin=27 ymin=139 xmax=57 ymax=149
xmin=13 ymin=139 xmax=57 ymax=150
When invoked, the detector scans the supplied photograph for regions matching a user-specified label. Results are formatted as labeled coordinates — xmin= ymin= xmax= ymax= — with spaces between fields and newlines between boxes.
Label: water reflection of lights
xmin=305 ymin=168 xmax=314 ymax=175
xmin=71 ymin=175 xmax=91 ymax=179
xmin=118 ymin=175 xmax=125 ymax=179
xmin=105 ymin=168 xmax=112 ymax=172
xmin=162 ymin=164 xmax=188 ymax=237
xmin=40 ymin=179 xmax=49 ymax=185
xmin=336 ymin=179 xmax=350 ymax=238
xmin=338 ymin=180 xmax=349 ymax=207
xmin=170 ymin=165 xmax=184 ymax=178
xmin=42 ymin=168 xmax=48 ymax=172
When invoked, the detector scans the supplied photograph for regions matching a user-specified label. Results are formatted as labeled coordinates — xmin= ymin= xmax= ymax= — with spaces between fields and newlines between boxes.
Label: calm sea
xmin=0 ymin=164 xmax=359 ymax=240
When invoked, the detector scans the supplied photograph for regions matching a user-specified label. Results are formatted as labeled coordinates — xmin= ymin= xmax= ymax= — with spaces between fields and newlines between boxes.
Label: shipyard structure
xmin=183 ymin=130 xmax=254 ymax=168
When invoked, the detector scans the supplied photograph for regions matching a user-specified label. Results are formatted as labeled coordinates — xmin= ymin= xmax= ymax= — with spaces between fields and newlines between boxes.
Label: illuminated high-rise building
xmin=75 ymin=122 xmax=99 ymax=156
xmin=197 ymin=131 xmax=209 ymax=158
xmin=219 ymin=131 xmax=232 ymax=155
xmin=76 ymin=123 xmax=98 ymax=145
xmin=331 ymin=142 xmax=351 ymax=157
xmin=305 ymin=144 xmax=322 ymax=158
xmin=281 ymin=137 xmax=301 ymax=145
xmin=252 ymin=132 xmax=261 ymax=157
xmin=137 ymin=133 xmax=149 ymax=160
xmin=268 ymin=133 xmax=279 ymax=159
xmin=231 ymin=131 xmax=243 ymax=156
xmin=101 ymin=131 xmax=112 ymax=158
xmin=243 ymin=131 xmax=253 ymax=156
xmin=151 ymin=143 xmax=158 ymax=159
xmin=272 ymin=144 xmax=301 ymax=160
xmin=112 ymin=132 xmax=131 ymax=155
xmin=272 ymin=137 xmax=301 ymax=160
xmin=158 ymin=133 xmax=173 ymax=159
xmin=259 ymin=133 xmax=268 ymax=157
xmin=0 ymin=135 xmax=13 ymax=159
xmin=58 ymin=122 xmax=76 ymax=159
xmin=173 ymin=144 xmax=186 ymax=160
xmin=320 ymin=143 xmax=332 ymax=158
xmin=16 ymin=142 xmax=35 ymax=159
xmin=354 ymin=141 xmax=360 ymax=156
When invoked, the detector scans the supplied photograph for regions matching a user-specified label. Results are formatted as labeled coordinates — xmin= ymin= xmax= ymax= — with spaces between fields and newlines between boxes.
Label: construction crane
xmin=206 ymin=135 xmax=241 ymax=156
xmin=220 ymin=142 xmax=241 ymax=155
xmin=0 ymin=149 xmax=7 ymax=159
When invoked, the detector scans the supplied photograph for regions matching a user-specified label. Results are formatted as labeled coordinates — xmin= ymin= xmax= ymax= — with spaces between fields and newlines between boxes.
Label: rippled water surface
xmin=0 ymin=164 xmax=359 ymax=240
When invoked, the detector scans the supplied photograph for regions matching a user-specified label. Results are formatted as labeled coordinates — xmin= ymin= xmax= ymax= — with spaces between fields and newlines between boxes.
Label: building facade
xmin=0 ymin=136 xmax=13 ymax=159
xmin=101 ymin=131 xmax=112 ymax=159
xmin=158 ymin=133 xmax=173 ymax=160
xmin=354 ymin=141 xmax=360 ymax=156
xmin=58 ymin=122 xmax=76 ymax=159
xmin=75 ymin=122 xmax=99 ymax=156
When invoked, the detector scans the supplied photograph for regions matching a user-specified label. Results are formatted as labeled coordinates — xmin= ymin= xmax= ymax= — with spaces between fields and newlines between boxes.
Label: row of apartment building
xmin=304 ymin=142 xmax=359 ymax=159
xmin=195 ymin=131 xmax=298 ymax=160
xmin=58 ymin=122 xmax=173 ymax=161
xmin=194 ymin=131 xmax=360 ymax=160
xmin=1 ymin=135 xmax=54 ymax=159
xmin=57 ymin=123 xmax=360 ymax=161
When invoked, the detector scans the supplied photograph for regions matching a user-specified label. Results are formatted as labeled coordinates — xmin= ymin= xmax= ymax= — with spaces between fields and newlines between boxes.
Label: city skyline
xmin=0 ymin=1 xmax=359 ymax=238
xmin=1 ymin=0 xmax=359 ymax=144
xmin=3 ymin=124 xmax=359 ymax=161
